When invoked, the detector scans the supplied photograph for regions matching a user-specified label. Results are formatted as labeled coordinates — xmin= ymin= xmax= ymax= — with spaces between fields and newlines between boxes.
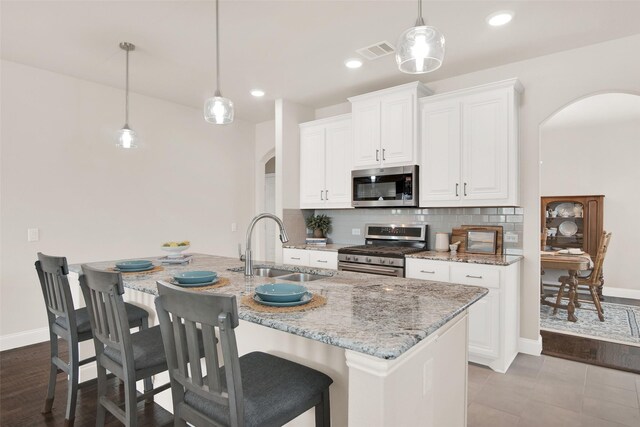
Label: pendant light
xmin=116 ymin=42 xmax=138 ymax=148
xmin=204 ymin=0 xmax=234 ymax=124
xmin=396 ymin=0 xmax=445 ymax=74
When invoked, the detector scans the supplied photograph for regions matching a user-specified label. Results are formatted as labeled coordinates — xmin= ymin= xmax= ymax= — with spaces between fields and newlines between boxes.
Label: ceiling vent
xmin=356 ymin=41 xmax=395 ymax=60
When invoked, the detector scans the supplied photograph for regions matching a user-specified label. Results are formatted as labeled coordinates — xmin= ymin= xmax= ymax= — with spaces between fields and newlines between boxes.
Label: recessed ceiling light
xmin=250 ymin=89 xmax=265 ymax=97
xmin=486 ymin=11 xmax=514 ymax=27
xmin=345 ymin=58 xmax=363 ymax=69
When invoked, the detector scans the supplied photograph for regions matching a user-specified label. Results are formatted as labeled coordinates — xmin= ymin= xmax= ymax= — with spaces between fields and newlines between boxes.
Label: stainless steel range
xmin=338 ymin=224 xmax=428 ymax=277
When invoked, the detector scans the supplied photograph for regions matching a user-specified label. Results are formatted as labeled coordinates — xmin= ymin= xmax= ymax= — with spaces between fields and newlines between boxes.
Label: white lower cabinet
xmin=282 ymin=248 xmax=338 ymax=270
xmin=406 ymin=258 xmax=520 ymax=373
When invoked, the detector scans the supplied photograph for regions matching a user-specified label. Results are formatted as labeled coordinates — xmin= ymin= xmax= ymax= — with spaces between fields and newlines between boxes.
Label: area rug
xmin=540 ymin=301 xmax=640 ymax=346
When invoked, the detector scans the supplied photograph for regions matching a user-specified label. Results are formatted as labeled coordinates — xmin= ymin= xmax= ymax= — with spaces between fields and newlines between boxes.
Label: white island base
xmin=73 ymin=281 xmax=470 ymax=427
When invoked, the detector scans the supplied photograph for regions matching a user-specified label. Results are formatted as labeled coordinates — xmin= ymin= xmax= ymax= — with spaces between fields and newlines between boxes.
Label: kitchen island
xmin=69 ymin=254 xmax=488 ymax=427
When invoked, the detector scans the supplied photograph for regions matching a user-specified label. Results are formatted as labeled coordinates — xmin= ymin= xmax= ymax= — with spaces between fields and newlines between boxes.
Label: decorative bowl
xmin=116 ymin=260 xmax=153 ymax=270
xmin=161 ymin=244 xmax=190 ymax=258
xmin=255 ymin=283 xmax=308 ymax=303
xmin=173 ymin=270 xmax=217 ymax=284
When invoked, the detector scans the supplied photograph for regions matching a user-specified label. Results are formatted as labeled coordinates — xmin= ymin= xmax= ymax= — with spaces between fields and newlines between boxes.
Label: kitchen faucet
xmin=244 ymin=213 xmax=289 ymax=276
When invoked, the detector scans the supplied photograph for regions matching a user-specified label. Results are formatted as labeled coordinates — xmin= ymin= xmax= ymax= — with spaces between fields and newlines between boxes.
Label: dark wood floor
xmin=0 ymin=340 xmax=173 ymax=427
xmin=541 ymin=295 xmax=640 ymax=374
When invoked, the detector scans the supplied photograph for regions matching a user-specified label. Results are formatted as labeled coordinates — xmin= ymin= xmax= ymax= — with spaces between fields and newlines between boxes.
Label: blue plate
xmin=174 ymin=271 xmax=217 ymax=284
xmin=116 ymin=260 xmax=152 ymax=269
xmin=253 ymin=292 xmax=313 ymax=307
xmin=171 ymin=278 xmax=219 ymax=288
xmin=115 ymin=264 xmax=155 ymax=272
xmin=255 ymin=283 xmax=308 ymax=303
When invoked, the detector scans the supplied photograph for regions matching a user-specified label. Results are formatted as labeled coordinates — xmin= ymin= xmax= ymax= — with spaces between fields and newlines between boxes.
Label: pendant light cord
xmin=416 ymin=0 xmax=425 ymax=26
xmin=125 ymin=46 xmax=130 ymax=126
xmin=215 ymin=0 xmax=221 ymax=96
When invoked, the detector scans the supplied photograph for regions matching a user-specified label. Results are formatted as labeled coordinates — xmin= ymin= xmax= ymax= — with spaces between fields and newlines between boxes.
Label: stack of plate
xmin=254 ymin=283 xmax=312 ymax=307
xmin=115 ymin=260 xmax=154 ymax=272
xmin=172 ymin=271 xmax=218 ymax=287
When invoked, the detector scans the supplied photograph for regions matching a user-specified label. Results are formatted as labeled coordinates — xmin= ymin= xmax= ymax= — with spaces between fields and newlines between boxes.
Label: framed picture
xmin=466 ymin=230 xmax=498 ymax=254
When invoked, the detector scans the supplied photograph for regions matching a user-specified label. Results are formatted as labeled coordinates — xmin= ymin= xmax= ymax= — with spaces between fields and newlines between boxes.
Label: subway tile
xmin=499 ymin=207 xmax=515 ymax=215
xmin=467 ymin=208 xmax=482 ymax=214
xmin=515 ymin=207 xmax=524 ymax=215
xmin=506 ymin=215 xmax=523 ymax=223
xmin=481 ymin=208 xmax=498 ymax=214
xmin=458 ymin=215 xmax=473 ymax=224
xmin=489 ymin=215 xmax=506 ymax=222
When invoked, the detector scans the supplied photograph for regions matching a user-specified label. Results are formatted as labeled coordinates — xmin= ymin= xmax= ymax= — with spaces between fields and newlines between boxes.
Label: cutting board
xmin=451 ymin=225 xmax=504 ymax=255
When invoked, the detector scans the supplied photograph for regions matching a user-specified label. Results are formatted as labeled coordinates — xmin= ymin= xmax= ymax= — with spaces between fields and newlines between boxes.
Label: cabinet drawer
xmin=450 ymin=264 xmax=500 ymax=289
xmin=406 ymin=259 xmax=450 ymax=282
xmin=308 ymin=250 xmax=338 ymax=270
xmin=282 ymin=249 xmax=309 ymax=266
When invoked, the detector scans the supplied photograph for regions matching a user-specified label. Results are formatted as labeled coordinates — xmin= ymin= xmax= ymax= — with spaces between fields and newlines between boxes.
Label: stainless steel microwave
xmin=351 ymin=165 xmax=419 ymax=207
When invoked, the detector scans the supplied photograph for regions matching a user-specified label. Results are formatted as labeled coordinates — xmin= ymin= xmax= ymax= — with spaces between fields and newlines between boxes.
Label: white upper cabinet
xmin=299 ymin=114 xmax=352 ymax=209
xmin=419 ymin=79 xmax=522 ymax=207
xmin=350 ymin=82 xmax=432 ymax=169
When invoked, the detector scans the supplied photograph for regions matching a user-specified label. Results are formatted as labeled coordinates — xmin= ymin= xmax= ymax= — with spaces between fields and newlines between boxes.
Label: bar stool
xmin=155 ymin=280 xmax=333 ymax=427
xmin=79 ymin=264 xmax=172 ymax=427
xmin=36 ymin=253 xmax=150 ymax=427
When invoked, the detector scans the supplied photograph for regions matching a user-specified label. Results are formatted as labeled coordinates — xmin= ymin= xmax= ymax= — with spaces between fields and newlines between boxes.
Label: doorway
xmin=264 ymin=157 xmax=276 ymax=262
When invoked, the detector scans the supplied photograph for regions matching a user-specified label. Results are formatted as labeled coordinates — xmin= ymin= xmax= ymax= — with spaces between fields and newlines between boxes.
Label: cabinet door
xmin=419 ymin=100 xmax=461 ymax=204
xmin=299 ymin=126 xmax=326 ymax=208
xmin=461 ymin=89 xmax=509 ymax=201
xmin=282 ymin=248 xmax=310 ymax=266
xmin=380 ymin=91 xmax=415 ymax=166
xmin=352 ymin=99 xmax=381 ymax=168
xmin=324 ymin=118 xmax=352 ymax=208
xmin=468 ymin=290 xmax=500 ymax=359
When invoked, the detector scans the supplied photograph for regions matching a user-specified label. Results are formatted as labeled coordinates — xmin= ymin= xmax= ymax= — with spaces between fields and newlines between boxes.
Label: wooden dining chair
xmin=154 ymin=281 xmax=333 ymax=427
xmin=35 ymin=253 xmax=150 ymax=427
xmin=555 ymin=231 xmax=612 ymax=321
xmin=79 ymin=264 xmax=170 ymax=427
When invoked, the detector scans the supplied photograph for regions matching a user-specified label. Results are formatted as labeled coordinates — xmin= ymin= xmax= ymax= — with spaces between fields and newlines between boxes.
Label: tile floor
xmin=467 ymin=354 xmax=640 ymax=427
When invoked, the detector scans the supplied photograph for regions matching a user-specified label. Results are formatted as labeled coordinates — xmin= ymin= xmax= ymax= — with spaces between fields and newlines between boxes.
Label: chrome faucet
xmin=244 ymin=213 xmax=289 ymax=276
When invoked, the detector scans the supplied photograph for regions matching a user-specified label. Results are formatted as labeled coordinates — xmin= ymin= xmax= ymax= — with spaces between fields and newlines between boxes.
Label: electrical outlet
xmin=28 ymin=228 xmax=39 ymax=242
xmin=231 ymin=222 xmax=237 ymax=232
xmin=504 ymin=232 xmax=518 ymax=243
xmin=352 ymin=228 xmax=361 ymax=236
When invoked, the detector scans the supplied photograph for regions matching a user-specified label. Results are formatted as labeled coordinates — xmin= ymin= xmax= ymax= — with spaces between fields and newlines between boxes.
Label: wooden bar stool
xmin=155 ymin=281 xmax=333 ymax=427
xmin=79 ymin=265 xmax=171 ymax=427
xmin=36 ymin=253 xmax=150 ymax=427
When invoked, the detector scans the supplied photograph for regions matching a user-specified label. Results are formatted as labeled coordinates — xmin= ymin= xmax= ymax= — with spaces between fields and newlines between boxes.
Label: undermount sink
xmin=252 ymin=267 xmax=293 ymax=277
xmin=277 ymin=273 xmax=326 ymax=282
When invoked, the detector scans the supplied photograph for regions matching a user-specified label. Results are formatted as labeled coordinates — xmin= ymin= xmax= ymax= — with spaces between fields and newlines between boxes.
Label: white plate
xmin=558 ymin=221 xmax=578 ymax=236
xmin=555 ymin=203 xmax=575 ymax=218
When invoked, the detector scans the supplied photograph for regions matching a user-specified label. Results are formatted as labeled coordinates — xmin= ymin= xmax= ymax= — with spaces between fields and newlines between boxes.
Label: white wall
xmin=253 ymin=119 xmax=276 ymax=261
xmin=0 ymin=60 xmax=255 ymax=348
xmin=541 ymin=98 xmax=640 ymax=295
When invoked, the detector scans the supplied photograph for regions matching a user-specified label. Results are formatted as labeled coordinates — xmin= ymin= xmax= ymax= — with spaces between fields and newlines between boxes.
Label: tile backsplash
xmin=310 ymin=207 xmax=524 ymax=254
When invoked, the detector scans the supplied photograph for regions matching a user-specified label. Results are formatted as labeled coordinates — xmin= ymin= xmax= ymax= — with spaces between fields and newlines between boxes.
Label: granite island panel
xmin=406 ymin=250 xmax=523 ymax=266
xmin=70 ymin=253 xmax=487 ymax=360
xmin=282 ymin=243 xmax=353 ymax=252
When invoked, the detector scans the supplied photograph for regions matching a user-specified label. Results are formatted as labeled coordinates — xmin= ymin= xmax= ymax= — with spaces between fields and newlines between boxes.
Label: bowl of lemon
xmin=161 ymin=241 xmax=191 ymax=258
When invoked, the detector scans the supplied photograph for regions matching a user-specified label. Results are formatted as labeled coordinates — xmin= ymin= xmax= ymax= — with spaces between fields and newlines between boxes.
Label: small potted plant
xmin=306 ymin=214 xmax=331 ymax=238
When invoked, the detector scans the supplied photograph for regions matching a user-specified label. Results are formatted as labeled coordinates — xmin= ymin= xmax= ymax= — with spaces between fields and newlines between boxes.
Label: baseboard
xmin=0 ymin=327 xmax=49 ymax=352
xmin=518 ymin=335 xmax=543 ymax=356
xmin=603 ymin=287 xmax=640 ymax=300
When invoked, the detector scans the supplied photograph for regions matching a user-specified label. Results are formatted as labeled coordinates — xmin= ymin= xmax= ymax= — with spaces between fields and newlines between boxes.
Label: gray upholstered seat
xmin=80 ymin=264 xmax=171 ymax=427
xmin=155 ymin=281 xmax=333 ymax=427
xmin=36 ymin=253 xmax=150 ymax=427
xmin=55 ymin=303 xmax=148 ymax=335
xmin=184 ymin=351 xmax=333 ymax=427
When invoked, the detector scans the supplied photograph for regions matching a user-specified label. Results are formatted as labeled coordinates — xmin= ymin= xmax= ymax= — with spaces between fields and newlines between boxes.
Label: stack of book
xmin=305 ymin=237 xmax=328 ymax=246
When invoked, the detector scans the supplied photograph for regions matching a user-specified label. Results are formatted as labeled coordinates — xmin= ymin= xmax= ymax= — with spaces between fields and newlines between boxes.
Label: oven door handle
xmin=339 ymin=262 xmax=401 ymax=276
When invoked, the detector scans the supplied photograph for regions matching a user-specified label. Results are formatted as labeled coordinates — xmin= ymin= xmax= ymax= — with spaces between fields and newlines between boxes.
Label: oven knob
xmin=380 ymin=259 xmax=386 ymax=264
xmin=354 ymin=257 xmax=359 ymax=262
xmin=388 ymin=259 xmax=394 ymax=265
xmin=346 ymin=256 xmax=351 ymax=261
xmin=366 ymin=257 xmax=372 ymax=263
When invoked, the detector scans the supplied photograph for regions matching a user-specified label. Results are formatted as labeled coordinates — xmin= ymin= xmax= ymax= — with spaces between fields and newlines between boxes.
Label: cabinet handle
xmin=320 ymin=190 xmax=324 ymax=201
xmin=291 ymin=257 xmax=301 ymax=260
xmin=317 ymin=260 xmax=328 ymax=263
xmin=325 ymin=190 xmax=329 ymax=200
xmin=382 ymin=148 xmax=386 ymax=161
xmin=464 ymin=182 xmax=468 ymax=196
xmin=376 ymin=149 xmax=379 ymax=161
xmin=455 ymin=183 xmax=459 ymax=197
xmin=420 ymin=270 xmax=436 ymax=274
xmin=466 ymin=274 xmax=483 ymax=279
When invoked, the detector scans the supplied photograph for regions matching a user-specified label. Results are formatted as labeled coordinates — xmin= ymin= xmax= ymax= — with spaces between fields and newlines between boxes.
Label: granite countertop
xmin=282 ymin=243 xmax=353 ymax=252
xmin=69 ymin=253 xmax=487 ymax=360
xmin=406 ymin=251 xmax=523 ymax=266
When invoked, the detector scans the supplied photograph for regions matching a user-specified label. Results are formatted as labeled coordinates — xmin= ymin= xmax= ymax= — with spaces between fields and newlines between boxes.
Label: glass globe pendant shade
xmin=116 ymin=125 xmax=138 ymax=149
xmin=204 ymin=94 xmax=234 ymax=124
xmin=396 ymin=25 xmax=445 ymax=74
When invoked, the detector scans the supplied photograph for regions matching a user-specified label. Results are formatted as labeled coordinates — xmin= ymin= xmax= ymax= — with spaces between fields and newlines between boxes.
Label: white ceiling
xmin=3 ymin=1 xmax=640 ymax=123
